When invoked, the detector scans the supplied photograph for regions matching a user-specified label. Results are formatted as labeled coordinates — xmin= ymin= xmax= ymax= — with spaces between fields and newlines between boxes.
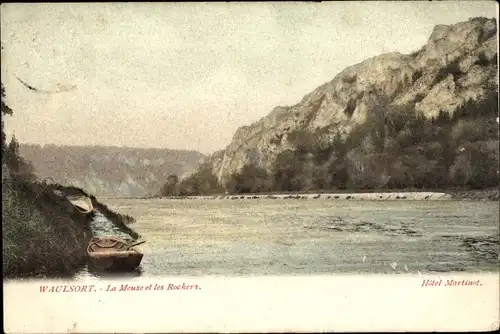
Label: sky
xmin=1 ymin=2 xmax=498 ymax=154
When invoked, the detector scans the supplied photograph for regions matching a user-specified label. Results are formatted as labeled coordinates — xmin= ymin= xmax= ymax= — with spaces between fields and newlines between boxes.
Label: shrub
xmin=176 ymin=164 xmax=223 ymax=196
xmin=225 ymin=164 xmax=271 ymax=194
xmin=449 ymin=141 xmax=499 ymax=188
xmin=451 ymin=119 xmax=490 ymax=144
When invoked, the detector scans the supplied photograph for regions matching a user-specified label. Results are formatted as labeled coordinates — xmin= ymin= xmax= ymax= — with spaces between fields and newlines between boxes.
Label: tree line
xmin=159 ymin=90 xmax=498 ymax=197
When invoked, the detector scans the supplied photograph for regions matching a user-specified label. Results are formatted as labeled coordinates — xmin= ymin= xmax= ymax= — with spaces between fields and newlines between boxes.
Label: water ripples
xmin=75 ymin=199 xmax=499 ymax=278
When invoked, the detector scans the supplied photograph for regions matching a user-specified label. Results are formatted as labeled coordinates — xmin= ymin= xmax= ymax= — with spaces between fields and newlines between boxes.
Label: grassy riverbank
xmin=2 ymin=177 xmax=139 ymax=279
xmin=2 ymin=178 xmax=92 ymax=279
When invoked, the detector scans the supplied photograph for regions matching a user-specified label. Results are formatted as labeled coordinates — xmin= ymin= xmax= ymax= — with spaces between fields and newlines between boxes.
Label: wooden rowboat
xmin=67 ymin=195 xmax=94 ymax=215
xmin=87 ymin=237 xmax=145 ymax=271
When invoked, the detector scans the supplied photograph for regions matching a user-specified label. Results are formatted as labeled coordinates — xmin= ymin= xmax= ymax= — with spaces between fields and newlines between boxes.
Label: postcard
xmin=2 ymin=2 xmax=499 ymax=333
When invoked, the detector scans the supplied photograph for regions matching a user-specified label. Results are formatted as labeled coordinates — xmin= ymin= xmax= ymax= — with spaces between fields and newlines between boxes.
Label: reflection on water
xmin=76 ymin=199 xmax=499 ymax=279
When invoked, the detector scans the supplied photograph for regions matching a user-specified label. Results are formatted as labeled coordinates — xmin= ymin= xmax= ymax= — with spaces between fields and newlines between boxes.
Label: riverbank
xmin=149 ymin=188 xmax=499 ymax=201
xmin=448 ymin=188 xmax=499 ymax=201
xmin=2 ymin=178 xmax=139 ymax=279
xmin=156 ymin=192 xmax=453 ymax=201
xmin=2 ymin=178 xmax=92 ymax=279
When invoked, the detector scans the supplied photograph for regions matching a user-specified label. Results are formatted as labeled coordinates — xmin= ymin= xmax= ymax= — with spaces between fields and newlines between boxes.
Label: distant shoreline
xmin=155 ymin=192 xmax=452 ymax=201
xmin=101 ymin=187 xmax=499 ymax=201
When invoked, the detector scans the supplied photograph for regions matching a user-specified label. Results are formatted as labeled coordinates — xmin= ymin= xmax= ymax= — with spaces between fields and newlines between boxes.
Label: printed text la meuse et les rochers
xmin=39 ymin=282 xmax=200 ymax=293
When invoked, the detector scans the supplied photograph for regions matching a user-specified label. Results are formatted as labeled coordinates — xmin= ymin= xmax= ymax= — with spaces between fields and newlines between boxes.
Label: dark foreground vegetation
xmin=2 ymin=83 xmax=138 ymax=279
xmin=2 ymin=176 xmax=92 ymax=279
xmin=160 ymin=90 xmax=499 ymax=199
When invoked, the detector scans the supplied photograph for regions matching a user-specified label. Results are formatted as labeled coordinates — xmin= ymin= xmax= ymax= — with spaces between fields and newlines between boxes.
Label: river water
xmin=76 ymin=199 xmax=499 ymax=278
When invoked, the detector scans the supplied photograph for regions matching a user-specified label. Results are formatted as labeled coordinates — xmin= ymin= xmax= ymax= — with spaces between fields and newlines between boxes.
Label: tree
xmin=225 ymin=164 xmax=271 ymax=194
xmin=1 ymin=83 xmax=13 ymax=156
xmin=271 ymin=150 xmax=305 ymax=191
xmin=160 ymin=174 xmax=179 ymax=196
xmin=449 ymin=141 xmax=499 ymax=188
xmin=176 ymin=164 xmax=223 ymax=196
xmin=2 ymin=44 xmax=12 ymax=151
xmin=1 ymin=84 xmax=12 ymax=116
xmin=5 ymin=135 xmax=21 ymax=172
xmin=3 ymin=135 xmax=37 ymax=182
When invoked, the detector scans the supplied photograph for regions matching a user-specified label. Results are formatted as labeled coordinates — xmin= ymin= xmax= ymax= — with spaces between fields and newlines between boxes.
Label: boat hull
xmin=87 ymin=237 xmax=144 ymax=272
xmin=67 ymin=195 xmax=94 ymax=215
xmin=88 ymin=252 xmax=143 ymax=271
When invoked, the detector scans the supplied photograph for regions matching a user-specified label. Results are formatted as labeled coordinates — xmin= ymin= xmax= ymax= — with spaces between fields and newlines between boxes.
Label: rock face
xmin=204 ymin=17 xmax=498 ymax=186
xmin=19 ymin=144 xmax=205 ymax=196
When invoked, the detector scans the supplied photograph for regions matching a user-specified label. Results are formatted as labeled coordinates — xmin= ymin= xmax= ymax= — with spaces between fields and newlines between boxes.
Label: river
xmin=76 ymin=198 xmax=499 ymax=278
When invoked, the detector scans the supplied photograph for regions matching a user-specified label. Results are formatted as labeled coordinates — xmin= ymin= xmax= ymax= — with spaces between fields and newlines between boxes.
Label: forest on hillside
xmin=18 ymin=144 xmax=204 ymax=196
xmin=160 ymin=90 xmax=499 ymax=196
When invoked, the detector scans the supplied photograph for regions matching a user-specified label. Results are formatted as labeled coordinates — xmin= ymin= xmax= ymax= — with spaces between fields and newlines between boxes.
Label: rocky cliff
xmin=205 ymin=17 xmax=498 ymax=186
xmin=18 ymin=144 xmax=205 ymax=196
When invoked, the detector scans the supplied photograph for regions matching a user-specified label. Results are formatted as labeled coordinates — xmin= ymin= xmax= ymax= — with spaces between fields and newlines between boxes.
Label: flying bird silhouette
xmin=16 ymin=76 xmax=76 ymax=94
xmin=16 ymin=76 xmax=37 ymax=91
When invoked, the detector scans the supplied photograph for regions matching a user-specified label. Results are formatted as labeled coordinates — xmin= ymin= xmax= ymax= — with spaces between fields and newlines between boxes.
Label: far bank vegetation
xmin=160 ymin=91 xmax=499 ymax=196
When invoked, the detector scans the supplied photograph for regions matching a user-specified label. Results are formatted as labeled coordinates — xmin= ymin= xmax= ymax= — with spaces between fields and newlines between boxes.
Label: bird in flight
xmin=16 ymin=76 xmax=76 ymax=94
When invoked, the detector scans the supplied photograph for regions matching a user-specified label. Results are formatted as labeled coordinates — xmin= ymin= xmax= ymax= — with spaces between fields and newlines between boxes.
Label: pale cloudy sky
xmin=1 ymin=2 xmax=497 ymax=154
